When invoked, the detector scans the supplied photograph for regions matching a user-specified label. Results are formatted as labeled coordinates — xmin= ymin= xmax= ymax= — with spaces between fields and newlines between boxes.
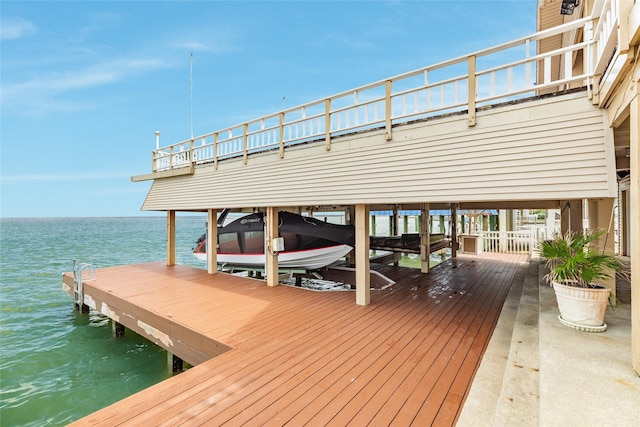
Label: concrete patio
xmin=458 ymin=257 xmax=639 ymax=426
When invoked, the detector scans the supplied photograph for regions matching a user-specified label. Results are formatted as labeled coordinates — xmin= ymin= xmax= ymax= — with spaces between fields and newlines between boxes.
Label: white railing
xmin=481 ymin=220 xmax=561 ymax=254
xmin=151 ymin=1 xmax=619 ymax=173
xmin=483 ymin=231 xmax=535 ymax=255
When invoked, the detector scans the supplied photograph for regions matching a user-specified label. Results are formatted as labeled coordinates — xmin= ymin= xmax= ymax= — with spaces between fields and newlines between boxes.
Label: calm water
xmin=0 ymin=217 xmax=207 ymax=426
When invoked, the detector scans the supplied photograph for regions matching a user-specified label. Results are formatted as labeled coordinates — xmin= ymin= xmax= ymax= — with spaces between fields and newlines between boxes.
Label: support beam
xmin=499 ymin=210 xmax=508 ymax=252
xmin=207 ymin=209 xmax=218 ymax=275
xmin=391 ymin=207 xmax=399 ymax=236
xmin=630 ymin=83 xmax=639 ymax=375
xmin=112 ymin=321 xmax=125 ymax=338
xmin=345 ymin=206 xmax=355 ymax=266
xmin=168 ymin=352 xmax=184 ymax=374
xmin=546 ymin=209 xmax=556 ymax=238
xmin=167 ymin=210 xmax=176 ymax=266
xmin=507 ymin=209 xmax=515 ymax=231
xmin=265 ymin=207 xmax=279 ymax=287
xmin=570 ymin=200 xmax=583 ymax=232
xmin=569 ymin=200 xmax=584 ymax=233
xmin=420 ymin=203 xmax=430 ymax=274
xmin=451 ymin=204 xmax=458 ymax=257
xmin=355 ymin=204 xmax=370 ymax=306
xmin=561 ymin=200 xmax=583 ymax=234
xmin=75 ymin=302 xmax=90 ymax=314
xmin=588 ymin=198 xmax=617 ymax=301
xmin=620 ymin=187 xmax=630 ymax=256
xmin=560 ymin=202 xmax=569 ymax=234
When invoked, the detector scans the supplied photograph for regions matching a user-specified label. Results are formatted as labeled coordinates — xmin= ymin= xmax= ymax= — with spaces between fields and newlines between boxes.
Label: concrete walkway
xmin=457 ymin=257 xmax=640 ymax=426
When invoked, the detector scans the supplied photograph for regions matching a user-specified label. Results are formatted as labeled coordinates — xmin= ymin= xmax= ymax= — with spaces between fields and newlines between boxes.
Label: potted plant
xmin=538 ymin=229 xmax=624 ymax=332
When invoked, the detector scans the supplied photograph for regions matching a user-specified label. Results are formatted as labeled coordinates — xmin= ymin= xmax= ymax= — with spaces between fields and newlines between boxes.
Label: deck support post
xmin=420 ymin=203 xmax=430 ymax=274
xmin=345 ymin=206 xmax=355 ymax=266
xmin=112 ymin=321 xmax=125 ymax=338
xmin=371 ymin=215 xmax=376 ymax=236
xmin=560 ymin=203 xmax=569 ymax=233
xmin=355 ymin=204 xmax=370 ymax=306
xmin=167 ymin=210 xmax=176 ymax=266
xmin=391 ymin=207 xmax=399 ymax=236
xmin=74 ymin=302 xmax=90 ymax=314
xmin=207 ymin=209 xmax=218 ymax=275
xmin=499 ymin=210 xmax=508 ymax=252
xmin=168 ymin=352 xmax=184 ymax=374
xmin=560 ymin=200 xmax=583 ymax=234
xmin=629 ymin=84 xmax=639 ymax=375
xmin=265 ymin=207 xmax=279 ymax=287
xmin=587 ymin=198 xmax=616 ymax=302
xmin=451 ymin=204 xmax=458 ymax=257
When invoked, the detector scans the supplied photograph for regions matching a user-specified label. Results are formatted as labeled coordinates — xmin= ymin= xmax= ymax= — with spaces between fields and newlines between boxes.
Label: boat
xmin=193 ymin=211 xmax=355 ymax=270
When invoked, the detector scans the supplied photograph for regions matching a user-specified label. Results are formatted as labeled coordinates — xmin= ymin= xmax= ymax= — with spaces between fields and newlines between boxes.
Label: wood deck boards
xmin=64 ymin=252 xmax=529 ymax=426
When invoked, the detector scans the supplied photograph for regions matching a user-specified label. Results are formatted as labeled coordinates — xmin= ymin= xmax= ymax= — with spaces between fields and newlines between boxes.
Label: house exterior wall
xmin=140 ymin=92 xmax=616 ymax=212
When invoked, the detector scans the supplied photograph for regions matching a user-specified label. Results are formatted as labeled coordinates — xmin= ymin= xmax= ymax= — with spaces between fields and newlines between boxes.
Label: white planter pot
xmin=552 ymin=281 xmax=611 ymax=332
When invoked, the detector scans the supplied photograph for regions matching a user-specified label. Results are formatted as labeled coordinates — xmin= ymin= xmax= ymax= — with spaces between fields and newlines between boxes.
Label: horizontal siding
xmin=141 ymin=92 xmax=615 ymax=211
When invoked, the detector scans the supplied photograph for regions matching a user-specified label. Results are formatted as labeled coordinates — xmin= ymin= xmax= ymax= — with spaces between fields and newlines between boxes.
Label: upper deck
xmin=133 ymin=1 xmax=624 ymax=212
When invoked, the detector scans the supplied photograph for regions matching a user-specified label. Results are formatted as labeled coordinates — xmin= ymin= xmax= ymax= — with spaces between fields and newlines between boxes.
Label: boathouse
xmin=65 ymin=0 xmax=639 ymax=424
xmin=134 ymin=0 xmax=637 ymax=370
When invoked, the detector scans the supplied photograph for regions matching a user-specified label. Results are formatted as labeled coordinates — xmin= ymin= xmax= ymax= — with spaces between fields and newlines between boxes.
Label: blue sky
xmin=1 ymin=0 xmax=536 ymax=218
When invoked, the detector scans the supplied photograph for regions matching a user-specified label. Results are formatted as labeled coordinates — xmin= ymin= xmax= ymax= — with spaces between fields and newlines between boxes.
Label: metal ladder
xmin=73 ymin=259 xmax=96 ymax=309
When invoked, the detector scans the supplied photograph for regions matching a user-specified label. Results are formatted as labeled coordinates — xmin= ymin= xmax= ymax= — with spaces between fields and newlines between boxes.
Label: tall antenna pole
xmin=190 ymin=52 xmax=194 ymax=140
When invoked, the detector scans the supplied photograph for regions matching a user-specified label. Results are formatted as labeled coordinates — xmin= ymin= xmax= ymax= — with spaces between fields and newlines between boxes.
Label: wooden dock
xmin=63 ymin=252 xmax=529 ymax=426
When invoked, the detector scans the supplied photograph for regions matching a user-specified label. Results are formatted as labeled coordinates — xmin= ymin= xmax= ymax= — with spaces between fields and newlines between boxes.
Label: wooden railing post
xmin=279 ymin=112 xmax=285 ymax=158
xmin=468 ymin=55 xmax=477 ymax=127
xmin=214 ymin=132 xmax=219 ymax=170
xmin=243 ymin=123 xmax=249 ymax=165
xmin=169 ymin=145 xmax=174 ymax=170
xmin=325 ymin=99 xmax=331 ymax=151
xmin=190 ymin=139 xmax=195 ymax=163
xmin=385 ymin=80 xmax=392 ymax=141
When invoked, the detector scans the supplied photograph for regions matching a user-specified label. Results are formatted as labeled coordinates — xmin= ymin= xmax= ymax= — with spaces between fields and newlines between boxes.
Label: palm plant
xmin=539 ymin=230 xmax=622 ymax=288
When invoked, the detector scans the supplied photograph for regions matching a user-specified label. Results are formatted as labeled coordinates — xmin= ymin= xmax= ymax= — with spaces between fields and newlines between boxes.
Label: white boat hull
xmin=194 ymin=244 xmax=353 ymax=270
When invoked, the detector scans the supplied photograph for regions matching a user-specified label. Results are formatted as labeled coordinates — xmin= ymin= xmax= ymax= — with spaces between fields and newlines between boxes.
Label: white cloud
xmin=169 ymin=27 xmax=239 ymax=54
xmin=0 ymin=172 xmax=132 ymax=183
xmin=171 ymin=41 xmax=218 ymax=52
xmin=0 ymin=17 xmax=36 ymax=40
xmin=0 ymin=57 xmax=170 ymax=115
xmin=96 ymin=186 xmax=150 ymax=195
